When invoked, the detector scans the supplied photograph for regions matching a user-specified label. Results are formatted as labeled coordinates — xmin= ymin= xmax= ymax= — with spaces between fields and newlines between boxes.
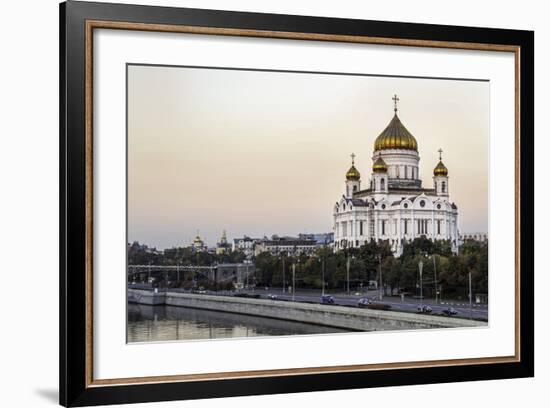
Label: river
xmin=127 ymin=303 xmax=347 ymax=343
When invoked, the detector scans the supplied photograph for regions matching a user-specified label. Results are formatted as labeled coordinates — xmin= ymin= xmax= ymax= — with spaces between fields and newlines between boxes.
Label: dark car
xmin=367 ymin=302 xmax=392 ymax=311
xmin=357 ymin=297 xmax=371 ymax=308
xmin=267 ymin=294 xmax=279 ymax=300
xmin=321 ymin=295 xmax=335 ymax=304
xmin=233 ymin=293 xmax=261 ymax=299
xmin=442 ymin=307 xmax=458 ymax=316
xmin=418 ymin=305 xmax=433 ymax=313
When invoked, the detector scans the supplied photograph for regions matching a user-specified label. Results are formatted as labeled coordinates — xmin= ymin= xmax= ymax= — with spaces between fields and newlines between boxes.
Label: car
xmin=366 ymin=302 xmax=392 ymax=311
xmin=418 ymin=305 xmax=433 ymax=313
xmin=442 ymin=307 xmax=458 ymax=316
xmin=233 ymin=293 xmax=260 ymax=299
xmin=267 ymin=294 xmax=279 ymax=300
xmin=321 ymin=295 xmax=335 ymax=304
xmin=357 ymin=297 xmax=372 ymax=308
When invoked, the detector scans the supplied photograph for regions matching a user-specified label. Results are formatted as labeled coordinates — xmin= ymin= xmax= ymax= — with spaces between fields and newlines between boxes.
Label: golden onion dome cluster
xmin=374 ymin=114 xmax=418 ymax=151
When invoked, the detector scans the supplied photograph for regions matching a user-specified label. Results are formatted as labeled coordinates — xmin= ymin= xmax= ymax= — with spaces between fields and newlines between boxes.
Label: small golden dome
xmin=346 ymin=153 xmax=361 ymax=180
xmin=372 ymin=156 xmax=388 ymax=173
xmin=433 ymin=160 xmax=448 ymax=176
xmin=346 ymin=165 xmax=361 ymax=180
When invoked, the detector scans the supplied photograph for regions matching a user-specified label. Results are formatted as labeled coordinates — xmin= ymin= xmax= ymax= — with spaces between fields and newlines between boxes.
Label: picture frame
xmin=59 ymin=0 xmax=534 ymax=406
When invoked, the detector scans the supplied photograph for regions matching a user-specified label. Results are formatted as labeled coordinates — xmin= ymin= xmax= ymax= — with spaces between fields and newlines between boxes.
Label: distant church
xmin=333 ymin=95 xmax=459 ymax=256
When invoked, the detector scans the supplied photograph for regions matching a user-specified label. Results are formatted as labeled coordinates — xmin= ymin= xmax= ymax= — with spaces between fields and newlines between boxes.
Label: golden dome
xmin=346 ymin=153 xmax=361 ymax=180
xmin=372 ymin=156 xmax=388 ymax=173
xmin=433 ymin=160 xmax=448 ymax=176
xmin=374 ymin=113 xmax=418 ymax=151
xmin=346 ymin=164 xmax=361 ymax=180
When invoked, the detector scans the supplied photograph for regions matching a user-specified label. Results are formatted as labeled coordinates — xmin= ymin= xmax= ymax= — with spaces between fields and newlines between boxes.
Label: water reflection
xmin=127 ymin=303 xmax=346 ymax=343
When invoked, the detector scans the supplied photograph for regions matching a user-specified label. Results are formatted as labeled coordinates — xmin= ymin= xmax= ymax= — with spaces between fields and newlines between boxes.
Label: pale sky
xmin=128 ymin=64 xmax=489 ymax=249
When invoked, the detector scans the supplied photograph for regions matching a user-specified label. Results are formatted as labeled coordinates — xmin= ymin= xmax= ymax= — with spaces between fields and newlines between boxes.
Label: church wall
xmin=334 ymin=195 xmax=459 ymax=255
xmin=372 ymin=149 xmax=420 ymax=183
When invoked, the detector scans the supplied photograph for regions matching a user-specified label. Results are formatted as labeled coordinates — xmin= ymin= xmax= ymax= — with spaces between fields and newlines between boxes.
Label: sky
xmin=127 ymin=64 xmax=489 ymax=249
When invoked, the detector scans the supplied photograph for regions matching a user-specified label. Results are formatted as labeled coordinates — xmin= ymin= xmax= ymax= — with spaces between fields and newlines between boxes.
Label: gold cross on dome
xmin=438 ymin=148 xmax=443 ymax=160
xmin=351 ymin=153 xmax=356 ymax=165
xmin=392 ymin=94 xmax=400 ymax=112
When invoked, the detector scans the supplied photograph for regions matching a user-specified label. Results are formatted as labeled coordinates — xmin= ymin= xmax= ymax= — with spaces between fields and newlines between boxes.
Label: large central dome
xmin=374 ymin=113 xmax=418 ymax=152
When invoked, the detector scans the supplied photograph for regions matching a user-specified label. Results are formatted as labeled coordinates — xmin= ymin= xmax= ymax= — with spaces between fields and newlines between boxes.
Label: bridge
xmin=127 ymin=263 xmax=254 ymax=286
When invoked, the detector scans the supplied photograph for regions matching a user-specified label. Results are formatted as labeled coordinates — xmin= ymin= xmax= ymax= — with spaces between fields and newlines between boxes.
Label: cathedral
xmin=333 ymin=95 xmax=459 ymax=256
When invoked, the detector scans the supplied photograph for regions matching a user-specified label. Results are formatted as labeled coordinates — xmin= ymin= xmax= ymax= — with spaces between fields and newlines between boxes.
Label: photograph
xmin=126 ymin=64 xmax=489 ymax=343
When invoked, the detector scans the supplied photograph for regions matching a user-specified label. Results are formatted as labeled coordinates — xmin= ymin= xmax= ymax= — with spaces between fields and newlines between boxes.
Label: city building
xmin=216 ymin=230 xmax=231 ymax=255
xmin=127 ymin=241 xmax=163 ymax=255
xmin=298 ymin=233 xmax=334 ymax=247
xmin=460 ymin=232 xmax=488 ymax=242
xmin=190 ymin=233 xmax=207 ymax=252
xmin=333 ymin=95 xmax=460 ymax=256
xmin=254 ymin=235 xmax=318 ymax=256
xmin=232 ymin=236 xmax=260 ymax=259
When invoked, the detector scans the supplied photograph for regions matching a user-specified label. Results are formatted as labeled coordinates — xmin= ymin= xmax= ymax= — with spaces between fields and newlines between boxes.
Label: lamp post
xmin=378 ymin=254 xmax=382 ymax=301
xmin=282 ymin=255 xmax=286 ymax=293
xmin=469 ymin=270 xmax=473 ymax=320
xmin=418 ymin=259 xmax=424 ymax=310
xmin=433 ymin=254 xmax=438 ymax=304
xmin=346 ymin=256 xmax=351 ymax=296
xmin=319 ymin=255 xmax=326 ymax=297
xmin=292 ymin=263 xmax=296 ymax=301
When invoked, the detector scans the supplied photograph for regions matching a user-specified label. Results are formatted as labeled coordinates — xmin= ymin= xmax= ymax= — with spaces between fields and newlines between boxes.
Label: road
xmin=239 ymin=287 xmax=488 ymax=321
xmin=128 ymin=283 xmax=488 ymax=321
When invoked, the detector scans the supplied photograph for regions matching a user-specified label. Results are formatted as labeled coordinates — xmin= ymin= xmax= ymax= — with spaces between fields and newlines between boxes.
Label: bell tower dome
xmin=345 ymin=153 xmax=361 ymax=198
xmin=433 ymin=148 xmax=449 ymax=197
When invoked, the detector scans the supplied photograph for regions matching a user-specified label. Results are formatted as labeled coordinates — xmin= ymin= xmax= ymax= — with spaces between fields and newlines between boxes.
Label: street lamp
xmin=469 ymin=270 xmax=473 ymax=320
xmin=282 ymin=254 xmax=286 ymax=294
xmin=418 ymin=258 xmax=424 ymax=310
xmin=319 ymin=253 xmax=325 ymax=296
xmin=292 ymin=263 xmax=296 ymax=301
xmin=432 ymin=254 xmax=439 ymax=304
xmin=346 ymin=256 xmax=351 ymax=296
xmin=377 ymin=253 xmax=382 ymax=301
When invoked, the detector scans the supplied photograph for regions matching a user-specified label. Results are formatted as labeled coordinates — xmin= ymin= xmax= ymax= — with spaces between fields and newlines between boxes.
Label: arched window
xmin=442 ymin=181 xmax=446 ymax=193
xmin=353 ymin=185 xmax=357 ymax=192
xmin=380 ymin=178 xmax=385 ymax=190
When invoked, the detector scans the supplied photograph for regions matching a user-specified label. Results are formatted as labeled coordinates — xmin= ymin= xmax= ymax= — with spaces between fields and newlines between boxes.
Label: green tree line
xmin=128 ymin=237 xmax=487 ymax=300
